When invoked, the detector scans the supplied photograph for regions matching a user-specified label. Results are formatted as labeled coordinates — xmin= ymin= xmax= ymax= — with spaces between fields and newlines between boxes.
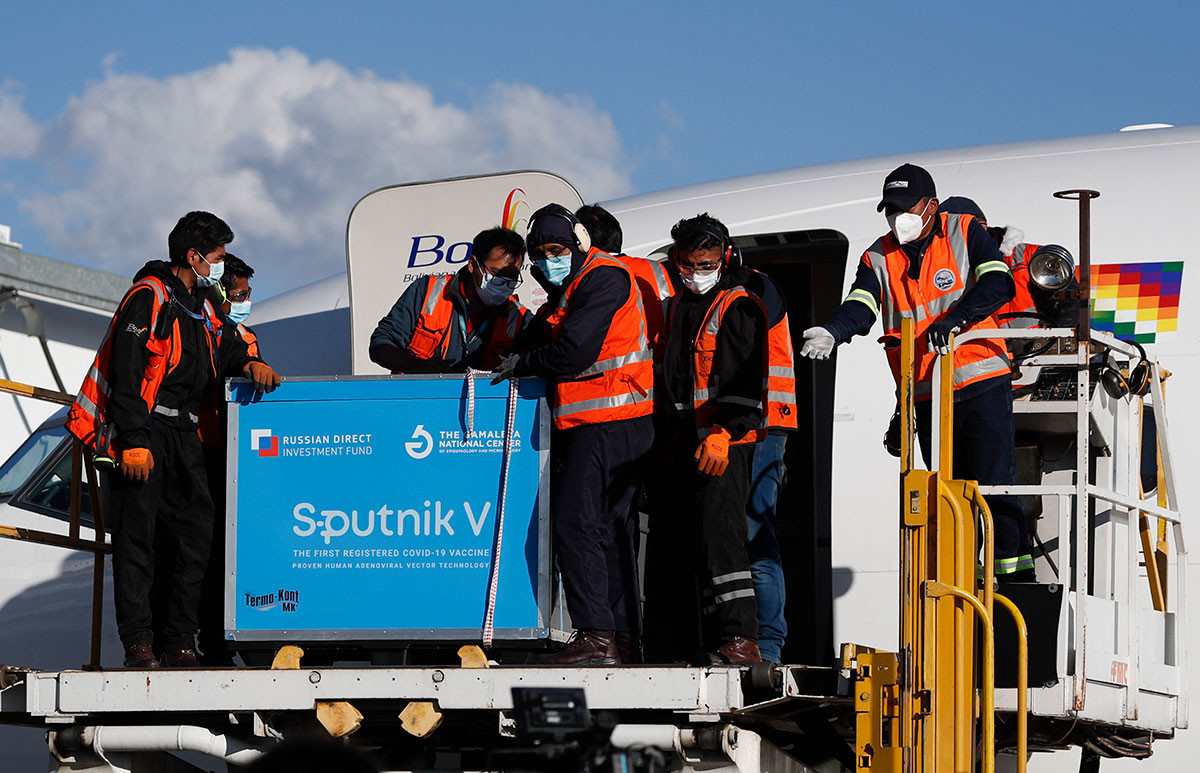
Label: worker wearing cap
xmin=66 ymin=211 xmax=281 ymax=668
xmin=643 ymin=213 xmax=767 ymax=665
xmin=799 ymin=165 xmax=1035 ymax=583
xmin=572 ymin=204 xmax=675 ymax=663
xmin=494 ymin=203 xmax=654 ymax=665
xmin=369 ymin=227 xmax=531 ymax=374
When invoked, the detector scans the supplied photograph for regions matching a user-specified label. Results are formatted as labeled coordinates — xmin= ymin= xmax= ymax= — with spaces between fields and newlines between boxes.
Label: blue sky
xmin=1 ymin=2 xmax=1197 ymax=296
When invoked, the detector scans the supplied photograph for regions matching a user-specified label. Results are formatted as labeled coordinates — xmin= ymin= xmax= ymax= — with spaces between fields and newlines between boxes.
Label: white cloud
xmin=0 ymin=84 xmax=39 ymax=160
xmin=17 ymin=48 xmax=631 ymax=292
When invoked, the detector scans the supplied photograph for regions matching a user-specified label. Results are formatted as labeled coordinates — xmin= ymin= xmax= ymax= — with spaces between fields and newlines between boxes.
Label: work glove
xmin=799 ymin=327 xmax=835 ymax=360
xmin=120 ymin=448 xmax=155 ymax=483
xmin=244 ymin=361 xmax=280 ymax=393
xmin=490 ymin=353 xmax=522 ymax=385
xmin=694 ymin=427 xmax=732 ymax=477
xmin=926 ymin=318 xmax=962 ymax=356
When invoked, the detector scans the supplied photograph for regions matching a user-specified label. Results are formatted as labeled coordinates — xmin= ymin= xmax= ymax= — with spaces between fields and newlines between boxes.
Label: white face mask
xmin=192 ymin=251 xmax=225 ymax=288
xmin=886 ymin=199 xmax=933 ymax=244
xmin=681 ymin=266 xmax=721 ymax=295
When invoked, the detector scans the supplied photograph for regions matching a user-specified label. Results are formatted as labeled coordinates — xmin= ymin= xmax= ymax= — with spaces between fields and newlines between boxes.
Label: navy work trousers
xmin=915 ymin=379 xmax=1033 ymax=576
xmin=551 ymin=415 xmax=654 ymax=633
xmin=644 ymin=421 xmax=759 ymax=662
xmin=107 ymin=420 xmax=214 ymax=651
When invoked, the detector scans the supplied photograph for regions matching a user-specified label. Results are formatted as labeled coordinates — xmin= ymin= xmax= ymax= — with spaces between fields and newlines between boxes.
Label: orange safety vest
xmin=861 ymin=213 xmax=1011 ymax=400
xmin=542 ymin=248 xmax=654 ymax=429
xmin=997 ymin=242 xmax=1042 ymax=330
xmin=198 ymin=322 xmax=258 ymax=447
xmin=238 ymin=322 xmax=260 ymax=359
xmin=614 ymin=255 xmax=674 ymax=354
xmin=401 ymin=273 xmax=527 ymax=372
xmin=753 ymin=270 xmax=799 ymax=431
xmin=681 ymin=285 xmax=769 ymax=445
xmin=66 ymin=276 xmax=222 ymax=453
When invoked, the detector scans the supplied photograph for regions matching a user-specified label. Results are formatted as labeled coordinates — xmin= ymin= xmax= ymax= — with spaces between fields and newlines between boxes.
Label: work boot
xmin=160 ymin=648 xmax=201 ymax=668
xmin=537 ymin=630 xmax=620 ymax=666
xmin=615 ymin=632 xmax=641 ymax=664
xmin=710 ymin=636 xmax=762 ymax=665
xmin=123 ymin=644 xmax=160 ymax=669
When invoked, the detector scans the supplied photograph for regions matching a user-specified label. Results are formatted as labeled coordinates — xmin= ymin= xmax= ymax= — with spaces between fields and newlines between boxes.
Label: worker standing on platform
xmin=644 ymin=213 xmax=766 ymax=665
xmin=494 ymin=203 xmax=654 ymax=665
xmin=799 ymin=165 xmax=1035 ymax=583
xmin=66 ymin=211 xmax=280 ymax=668
xmin=193 ymin=253 xmax=260 ymax=665
xmin=572 ymin=204 xmax=675 ymax=664
xmin=369 ymin=227 xmax=530 ymax=374
xmin=742 ymin=266 xmax=797 ymax=663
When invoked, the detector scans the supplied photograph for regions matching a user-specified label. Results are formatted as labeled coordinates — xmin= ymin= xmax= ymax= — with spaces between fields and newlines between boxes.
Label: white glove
xmin=800 ymin=326 xmax=836 ymax=360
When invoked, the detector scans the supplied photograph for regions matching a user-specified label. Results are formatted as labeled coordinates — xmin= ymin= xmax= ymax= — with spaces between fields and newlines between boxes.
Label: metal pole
xmin=83 ymin=448 xmax=107 ymax=671
xmin=1054 ymin=188 xmax=1099 ymax=712
xmin=1052 ymin=190 xmax=1100 ymax=343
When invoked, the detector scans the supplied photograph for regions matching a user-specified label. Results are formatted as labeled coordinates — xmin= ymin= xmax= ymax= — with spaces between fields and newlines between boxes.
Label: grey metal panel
xmin=0 ymin=244 xmax=129 ymax=311
xmin=31 ymin=666 xmax=728 ymax=717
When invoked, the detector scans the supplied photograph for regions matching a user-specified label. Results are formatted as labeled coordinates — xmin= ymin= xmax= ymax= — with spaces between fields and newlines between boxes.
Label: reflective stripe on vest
xmin=615 ymin=255 xmax=673 ymax=354
xmin=238 ymin=323 xmax=260 ymax=359
xmin=546 ymin=248 xmax=654 ymax=429
xmin=689 ymin=286 xmax=769 ymax=444
xmin=765 ymin=312 xmax=798 ymax=430
xmin=864 ymin=213 xmax=1011 ymax=400
xmin=403 ymin=274 xmax=455 ymax=363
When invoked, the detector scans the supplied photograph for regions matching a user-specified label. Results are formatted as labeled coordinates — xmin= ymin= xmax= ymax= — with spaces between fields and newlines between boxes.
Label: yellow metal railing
xmin=872 ymin=321 xmax=1030 ymax=773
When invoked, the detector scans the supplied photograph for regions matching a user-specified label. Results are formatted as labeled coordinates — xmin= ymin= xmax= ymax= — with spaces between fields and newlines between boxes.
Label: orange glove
xmin=694 ymin=427 xmax=732 ymax=476
xmin=120 ymin=448 xmax=155 ymax=483
xmin=244 ymin=361 xmax=281 ymax=393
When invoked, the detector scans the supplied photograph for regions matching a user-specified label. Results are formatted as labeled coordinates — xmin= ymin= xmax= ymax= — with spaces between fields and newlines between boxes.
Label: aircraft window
xmin=21 ymin=449 xmax=95 ymax=527
xmin=0 ymin=426 xmax=68 ymax=495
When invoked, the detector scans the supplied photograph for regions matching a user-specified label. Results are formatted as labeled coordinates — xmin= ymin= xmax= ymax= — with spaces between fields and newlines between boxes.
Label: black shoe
xmin=160 ymin=648 xmax=201 ymax=668
xmin=709 ymin=636 xmax=762 ymax=665
xmin=538 ymin=631 xmax=620 ymax=666
xmin=615 ymin=632 xmax=641 ymax=664
xmin=123 ymin=644 xmax=160 ymax=669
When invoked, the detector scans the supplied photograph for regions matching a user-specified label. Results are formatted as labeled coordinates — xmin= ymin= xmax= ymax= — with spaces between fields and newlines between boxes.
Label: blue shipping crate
xmin=225 ymin=375 xmax=551 ymax=642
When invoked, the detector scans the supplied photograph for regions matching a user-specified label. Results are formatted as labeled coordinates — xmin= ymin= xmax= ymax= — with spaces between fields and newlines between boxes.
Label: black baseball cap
xmin=877 ymin=163 xmax=937 ymax=213
xmin=939 ymin=196 xmax=987 ymax=223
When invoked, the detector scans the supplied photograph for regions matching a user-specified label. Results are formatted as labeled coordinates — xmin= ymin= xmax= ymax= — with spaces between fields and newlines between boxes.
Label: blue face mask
xmin=534 ymin=252 xmax=573 ymax=287
xmin=227 ymin=300 xmax=251 ymax=325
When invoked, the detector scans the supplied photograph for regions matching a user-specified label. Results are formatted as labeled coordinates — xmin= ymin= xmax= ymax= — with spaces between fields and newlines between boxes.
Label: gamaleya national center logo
xmin=250 ymin=428 xmax=279 ymax=457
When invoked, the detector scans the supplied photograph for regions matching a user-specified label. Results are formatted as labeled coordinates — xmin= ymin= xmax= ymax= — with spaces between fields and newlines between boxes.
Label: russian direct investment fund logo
xmin=251 ymin=428 xmax=279 ymax=457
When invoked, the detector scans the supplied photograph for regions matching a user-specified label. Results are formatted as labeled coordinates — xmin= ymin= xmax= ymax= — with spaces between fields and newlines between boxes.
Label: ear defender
xmin=1099 ymin=340 xmax=1151 ymax=400
xmin=1100 ymin=360 xmax=1130 ymax=399
xmin=1126 ymin=340 xmax=1151 ymax=397
xmin=573 ymin=221 xmax=592 ymax=253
